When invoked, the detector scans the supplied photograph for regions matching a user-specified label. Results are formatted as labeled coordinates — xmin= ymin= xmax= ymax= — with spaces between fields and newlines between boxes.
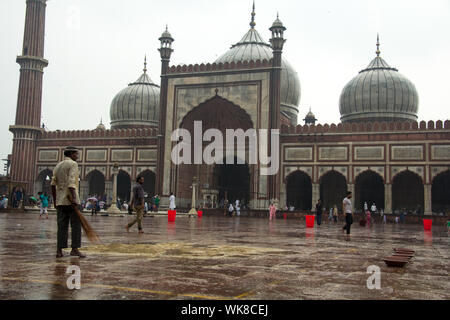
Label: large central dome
xmin=214 ymin=6 xmax=301 ymax=125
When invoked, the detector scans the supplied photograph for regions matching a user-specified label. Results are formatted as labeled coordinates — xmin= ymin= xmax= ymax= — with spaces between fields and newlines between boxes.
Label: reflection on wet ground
xmin=0 ymin=212 xmax=448 ymax=300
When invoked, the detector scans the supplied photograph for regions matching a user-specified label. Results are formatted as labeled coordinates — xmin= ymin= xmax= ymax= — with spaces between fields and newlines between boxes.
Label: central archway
xmin=213 ymin=157 xmax=250 ymax=206
xmin=176 ymin=95 xmax=254 ymax=207
xmin=286 ymin=171 xmax=312 ymax=210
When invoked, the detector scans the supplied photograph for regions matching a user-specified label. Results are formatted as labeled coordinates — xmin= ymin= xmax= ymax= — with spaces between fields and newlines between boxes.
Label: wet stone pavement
xmin=0 ymin=212 xmax=448 ymax=300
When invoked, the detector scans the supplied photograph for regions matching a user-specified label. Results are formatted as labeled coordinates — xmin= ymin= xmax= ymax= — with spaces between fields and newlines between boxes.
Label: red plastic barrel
xmin=197 ymin=210 xmax=203 ymax=218
xmin=168 ymin=210 xmax=176 ymax=222
xmin=423 ymin=219 xmax=432 ymax=231
xmin=306 ymin=215 xmax=315 ymax=228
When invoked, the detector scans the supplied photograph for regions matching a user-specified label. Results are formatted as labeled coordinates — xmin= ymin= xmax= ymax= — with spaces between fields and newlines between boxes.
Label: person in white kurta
xmin=169 ymin=193 xmax=176 ymax=210
xmin=235 ymin=199 xmax=240 ymax=216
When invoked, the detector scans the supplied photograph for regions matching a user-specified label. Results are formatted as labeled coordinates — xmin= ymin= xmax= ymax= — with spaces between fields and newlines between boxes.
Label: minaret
xmin=268 ymin=13 xmax=286 ymax=205
xmin=9 ymin=0 xmax=49 ymax=194
xmin=156 ymin=26 xmax=174 ymax=197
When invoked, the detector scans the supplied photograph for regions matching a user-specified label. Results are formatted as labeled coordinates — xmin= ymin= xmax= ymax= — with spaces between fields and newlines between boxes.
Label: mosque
xmin=3 ymin=0 xmax=450 ymax=214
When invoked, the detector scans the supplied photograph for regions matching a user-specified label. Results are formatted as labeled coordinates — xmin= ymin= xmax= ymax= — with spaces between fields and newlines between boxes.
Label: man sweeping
xmin=51 ymin=146 xmax=86 ymax=258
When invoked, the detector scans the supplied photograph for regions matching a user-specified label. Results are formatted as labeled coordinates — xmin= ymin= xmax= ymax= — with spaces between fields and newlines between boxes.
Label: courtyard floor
xmin=0 ymin=211 xmax=448 ymax=300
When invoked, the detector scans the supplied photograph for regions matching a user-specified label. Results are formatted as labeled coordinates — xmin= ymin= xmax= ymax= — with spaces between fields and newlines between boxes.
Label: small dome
xmin=160 ymin=26 xmax=173 ymax=40
xmin=214 ymin=7 xmax=300 ymax=125
xmin=95 ymin=120 xmax=106 ymax=131
xmin=270 ymin=14 xmax=285 ymax=29
xmin=339 ymin=37 xmax=419 ymax=123
xmin=110 ymin=61 xmax=160 ymax=129
xmin=305 ymin=110 xmax=315 ymax=120
xmin=303 ymin=108 xmax=317 ymax=125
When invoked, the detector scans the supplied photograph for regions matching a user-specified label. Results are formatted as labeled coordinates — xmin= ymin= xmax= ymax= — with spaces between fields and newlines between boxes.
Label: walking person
xmin=39 ymin=192 xmax=49 ymax=219
xmin=126 ymin=176 xmax=146 ymax=234
xmin=269 ymin=202 xmax=276 ymax=221
xmin=315 ymin=199 xmax=323 ymax=225
xmin=400 ymin=208 xmax=406 ymax=224
xmin=235 ymin=199 xmax=241 ymax=216
xmin=154 ymin=195 xmax=160 ymax=212
xmin=51 ymin=146 xmax=85 ymax=258
xmin=91 ymin=200 xmax=97 ymax=216
xmin=371 ymin=203 xmax=377 ymax=215
xmin=381 ymin=209 xmax=387 ymax=224
xmin=228 ymin=203 xmax=234 ymax=217
xmin=342 ymin=191 xmax=353 ymax=240
xmin=366 ymin=209 xmax=371 ymax=227
xmin=328 ymin=207 xmax=333 ymax=222
xmin=333 ymin=205 xmax=338 ymax=223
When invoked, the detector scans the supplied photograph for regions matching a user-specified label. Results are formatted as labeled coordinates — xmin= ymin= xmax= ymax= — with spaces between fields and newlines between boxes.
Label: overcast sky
xmin=1 ymin=0 xmax=450 ymax=167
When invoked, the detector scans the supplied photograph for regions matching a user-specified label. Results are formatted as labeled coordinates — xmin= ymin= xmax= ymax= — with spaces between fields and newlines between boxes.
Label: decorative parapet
xmin=41 ymin=127 xmax=159 ymax=140
xmin=166 ymin=59 xmax=273 ymax=74
xmin=281 ymin=120 xmax=450 ymax=134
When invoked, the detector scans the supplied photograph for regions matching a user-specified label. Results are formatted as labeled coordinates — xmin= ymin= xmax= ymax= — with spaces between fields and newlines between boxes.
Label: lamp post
xmin=107 ymin=163 xmax=122 ymax=215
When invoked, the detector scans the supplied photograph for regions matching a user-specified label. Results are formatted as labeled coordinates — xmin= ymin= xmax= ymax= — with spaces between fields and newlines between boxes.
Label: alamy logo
xmin=66 ymin=265 xmax=81 ymax=290
xmin=171 ymin=121 xmax=280 ymax=175
xmin=366 ymin=265 xmax=381 ymax=290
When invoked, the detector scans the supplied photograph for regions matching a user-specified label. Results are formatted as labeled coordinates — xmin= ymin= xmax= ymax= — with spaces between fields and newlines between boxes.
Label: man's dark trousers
xmin=57 ymin=205 xmax=82 ymax=249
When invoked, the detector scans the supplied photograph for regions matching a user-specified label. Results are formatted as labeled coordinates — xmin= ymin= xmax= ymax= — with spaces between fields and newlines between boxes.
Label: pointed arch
xmin=286 ymin=170 xmax=312 ymax=210
xmin=355 ymin=170 xmax=384 ymax=211
xmin=392 ymin=170 xmax=424 ymax=212
xmin=319 ymin=170 xmax=347 ymax=210
xmin=431 ymin=170 xmax=450 ymax=213
xmin=86 ymin=169 xmax=105 ymax=197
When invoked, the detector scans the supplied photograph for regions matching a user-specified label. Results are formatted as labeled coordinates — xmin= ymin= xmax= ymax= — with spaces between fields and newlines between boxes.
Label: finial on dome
xmin=143 ymin=55 xmax=147 ymax=73
xmin=250 ymin=1 xmax=256 ymax=29
xmin=376 ymin=33 xmax=381 ymax=57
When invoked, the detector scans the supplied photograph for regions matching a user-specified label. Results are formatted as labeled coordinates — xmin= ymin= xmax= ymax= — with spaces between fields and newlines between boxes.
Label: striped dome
xmin=339 ymin=41 xmax=418 ymax=123
xmin=110 ymin=65 xmax=160 ymax=129
xmin=215 ymin=13 xmax=300 ymax=125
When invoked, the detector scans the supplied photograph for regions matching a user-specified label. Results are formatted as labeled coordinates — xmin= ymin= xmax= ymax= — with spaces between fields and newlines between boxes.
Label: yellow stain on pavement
xmin=0 ymin=276 xmax=231 ymax=300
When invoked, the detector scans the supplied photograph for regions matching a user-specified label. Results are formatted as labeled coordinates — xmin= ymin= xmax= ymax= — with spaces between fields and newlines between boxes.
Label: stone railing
xmin=41 ymin=127 xmax=158 ymax=140
xmin=281 ymin=120 xmax=450 ymax=134
xmin=167 ymin=59 xmax=273 ymax=74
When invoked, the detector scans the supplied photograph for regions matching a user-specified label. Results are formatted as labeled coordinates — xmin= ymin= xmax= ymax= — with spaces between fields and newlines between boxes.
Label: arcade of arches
xmin=176 ymin=95 xmax=254 ymax=207
xmin=284 ymin=169 xmax=446 ymax=214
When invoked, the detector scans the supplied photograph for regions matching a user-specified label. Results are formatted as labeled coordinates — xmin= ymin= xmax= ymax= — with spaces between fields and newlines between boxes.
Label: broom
xmin=67 ymin=194 xmax=101 ymax=244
